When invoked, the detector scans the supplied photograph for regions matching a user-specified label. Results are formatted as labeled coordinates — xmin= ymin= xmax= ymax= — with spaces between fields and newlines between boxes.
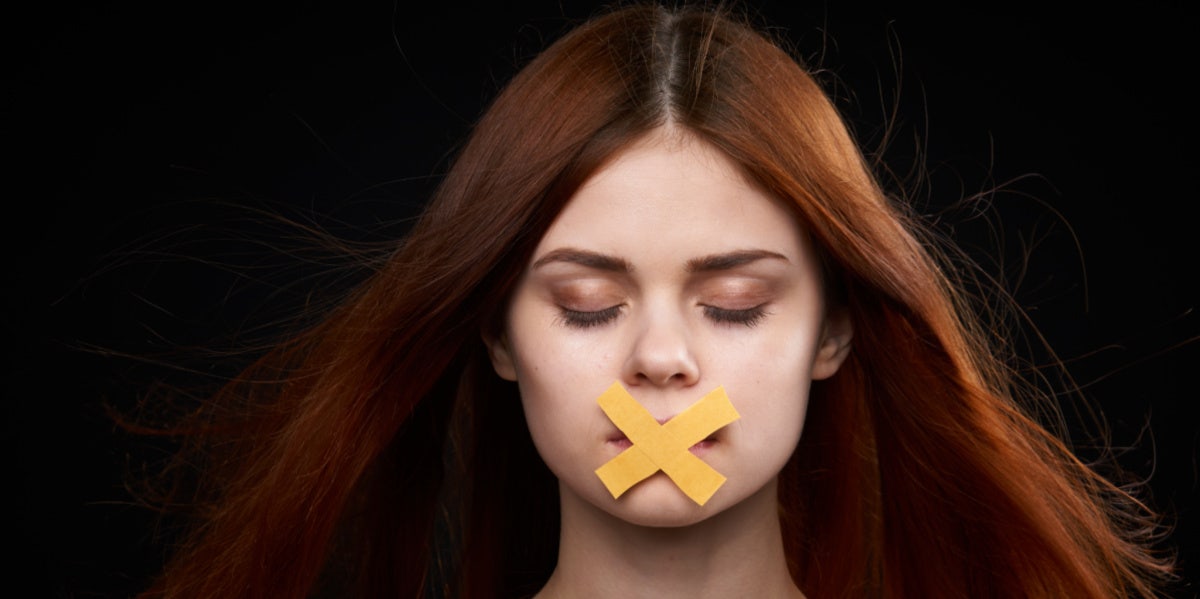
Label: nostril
xmin=625 ymin=328 xmax=701 ymax=387
xmin=637 ymin=371 xmax=688 ymax=386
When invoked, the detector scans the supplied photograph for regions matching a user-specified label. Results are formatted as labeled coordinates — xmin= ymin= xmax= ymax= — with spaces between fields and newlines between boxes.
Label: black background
xmin=5 ymin=1 xmax=1196 ymax=596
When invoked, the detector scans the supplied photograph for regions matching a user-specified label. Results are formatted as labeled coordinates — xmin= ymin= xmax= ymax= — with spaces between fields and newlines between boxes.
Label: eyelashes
xmin=702 ymin=304 xmax=768 ymax=327
xmin=558 ymin=303 xmax=768 ymax=329
xmin=559 ymin=305 xmax=623 ymax=329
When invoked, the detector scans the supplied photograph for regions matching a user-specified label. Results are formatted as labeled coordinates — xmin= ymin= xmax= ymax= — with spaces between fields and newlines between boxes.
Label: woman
xmin=142 ymin=4 xmax=1171 ymax=597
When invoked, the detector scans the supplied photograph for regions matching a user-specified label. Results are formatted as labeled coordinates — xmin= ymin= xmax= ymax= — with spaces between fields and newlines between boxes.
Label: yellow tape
xmin=594 ymin=383 xmax=740 ymax=506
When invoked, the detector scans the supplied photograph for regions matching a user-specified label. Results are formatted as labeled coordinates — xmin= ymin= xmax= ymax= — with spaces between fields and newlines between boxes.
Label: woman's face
xmin=487 ymin=129 xmax=852 ymax=527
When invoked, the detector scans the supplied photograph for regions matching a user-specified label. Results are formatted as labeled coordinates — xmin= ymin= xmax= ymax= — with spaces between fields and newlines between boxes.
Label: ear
xmin=811 ymin=307 xmax=853 ymax=380
xmin=482 ymin=330 xmax=518 ymax=381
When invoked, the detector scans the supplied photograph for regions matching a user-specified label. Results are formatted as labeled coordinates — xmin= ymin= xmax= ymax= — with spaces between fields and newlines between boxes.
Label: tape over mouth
xmin=593 ymin=382 xmax=740 ymax=506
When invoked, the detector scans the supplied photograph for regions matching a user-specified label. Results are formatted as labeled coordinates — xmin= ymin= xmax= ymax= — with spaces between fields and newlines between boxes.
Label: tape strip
xmin=594 ymin=383 xmax=740 ymax=506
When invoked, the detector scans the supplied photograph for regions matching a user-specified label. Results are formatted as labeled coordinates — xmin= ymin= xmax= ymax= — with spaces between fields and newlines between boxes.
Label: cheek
xmin=716 ymin=318 xmax=822 ymax=386
xmin=516 ymin=377 xmax=613 ymax=490
xmin=718 ymin=321 xmax=820 ymax=440
xmin=508 ymin=335 xmax=610 ymax=477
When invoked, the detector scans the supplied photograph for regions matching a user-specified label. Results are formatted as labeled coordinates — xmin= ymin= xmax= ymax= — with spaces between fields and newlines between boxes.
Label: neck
xmin=537 ymin=478 xmax=804 ymax=599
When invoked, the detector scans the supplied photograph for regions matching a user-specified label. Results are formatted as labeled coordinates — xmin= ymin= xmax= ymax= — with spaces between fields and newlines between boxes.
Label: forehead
xmin=535 ymin=131 xmax=810 ymax=264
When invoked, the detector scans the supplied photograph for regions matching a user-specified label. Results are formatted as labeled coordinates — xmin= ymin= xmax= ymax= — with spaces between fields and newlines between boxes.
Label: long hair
xmin=144 ymin=4 xmax=1171 ymax=598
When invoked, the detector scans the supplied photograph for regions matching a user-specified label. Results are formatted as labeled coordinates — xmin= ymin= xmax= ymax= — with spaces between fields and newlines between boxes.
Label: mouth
xmin=605 ymin=433 xmax=720 ymax=453
xmin=605 ymin=435 xmax=634 ymax=450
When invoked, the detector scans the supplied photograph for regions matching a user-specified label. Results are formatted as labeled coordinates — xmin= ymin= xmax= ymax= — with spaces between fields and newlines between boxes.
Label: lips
xmin=604 ymin=433 xmax=719 ymax=453
xmin=605 ymin=434 xmax=633 ymax=450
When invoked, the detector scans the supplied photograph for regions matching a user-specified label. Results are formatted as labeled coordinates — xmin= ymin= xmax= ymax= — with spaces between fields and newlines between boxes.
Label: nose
xmin=621 ymin=308 xmax=700 ymax=388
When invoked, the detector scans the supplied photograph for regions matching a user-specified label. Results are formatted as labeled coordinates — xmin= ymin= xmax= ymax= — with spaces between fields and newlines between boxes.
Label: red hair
xmin=142 ymin=4 xmax=1171 ymax=598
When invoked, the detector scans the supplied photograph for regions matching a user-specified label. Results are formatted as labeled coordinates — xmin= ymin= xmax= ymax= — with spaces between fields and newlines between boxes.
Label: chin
xmin=598 ymin=474 xmax=726 ymax=528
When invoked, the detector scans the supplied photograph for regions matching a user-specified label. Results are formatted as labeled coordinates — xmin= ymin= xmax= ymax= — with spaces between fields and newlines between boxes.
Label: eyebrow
xmin=531 ymin=248 xmax=789 ymax=273
xmin=686 ymin=250 xmax=790 ymax=273
xmin=532 ymin=248 xmax=632 ymax=272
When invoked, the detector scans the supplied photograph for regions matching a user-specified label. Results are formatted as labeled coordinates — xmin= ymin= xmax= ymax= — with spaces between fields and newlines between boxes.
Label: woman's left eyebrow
xmin=685 ymin=250 xmax=789 ymax=273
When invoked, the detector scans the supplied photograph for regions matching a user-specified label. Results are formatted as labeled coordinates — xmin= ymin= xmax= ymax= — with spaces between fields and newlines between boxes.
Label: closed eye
xmin=559 ymin=305 xmax=623 ymax=329
xmin=702 ymin=304 xmax=768 ymax=327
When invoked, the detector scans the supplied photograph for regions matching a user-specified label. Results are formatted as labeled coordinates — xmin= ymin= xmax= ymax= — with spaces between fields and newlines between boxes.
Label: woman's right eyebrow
xmin=532 ymin=248 xmax=631 ymax=272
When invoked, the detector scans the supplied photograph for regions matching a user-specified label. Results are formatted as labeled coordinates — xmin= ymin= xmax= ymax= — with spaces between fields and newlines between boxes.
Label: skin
xmin=487 ymin=128 xmax=852 ymax=598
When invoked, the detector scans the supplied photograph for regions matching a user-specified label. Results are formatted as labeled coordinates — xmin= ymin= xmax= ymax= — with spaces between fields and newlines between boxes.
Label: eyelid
xmin=694 ymin=274 xmax=776 ymax=299
xmin=548 ymin=276 xmax=626 ymax=307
